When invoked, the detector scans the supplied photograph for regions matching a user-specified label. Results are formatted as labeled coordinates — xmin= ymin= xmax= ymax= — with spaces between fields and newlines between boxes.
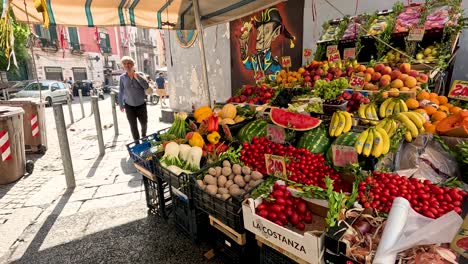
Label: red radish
xmin=258 ymin=210 xmax=268 ymax=218
xmin=296 ymin=222 xmax=305 ymax=231
xmin=290 ymin=213 xmax=299 ymax=225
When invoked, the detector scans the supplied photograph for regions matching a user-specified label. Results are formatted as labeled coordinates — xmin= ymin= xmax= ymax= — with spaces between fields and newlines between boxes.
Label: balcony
xmin=70 ymin=43 xmax=85 ymax=55
xmin=101 ymin=46 xmax=112 ymax=55
xmin=37 ymin=38 xmax=59 ymax=52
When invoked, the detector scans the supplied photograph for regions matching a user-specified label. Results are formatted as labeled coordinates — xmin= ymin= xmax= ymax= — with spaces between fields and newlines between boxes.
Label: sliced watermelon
xmin=269 ymin=108 xmax=321 ymax=131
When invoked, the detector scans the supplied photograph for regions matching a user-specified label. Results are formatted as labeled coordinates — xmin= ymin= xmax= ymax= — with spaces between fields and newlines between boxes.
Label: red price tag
xmin=349 ymin=74 xmax=365 ymax=89
xmin=328 ymin=51 xmax=341 ymax=62
xmin=408 ymin=25 xmax=425 ymax=41
xmin=303 ymin=48 xmax=312 ymax=58
xmin=281 ymin=56 xmax=292 ymax=68
xmin=326 ymin=45 xmax=338 ymax=57
xmin=448 ymin=80 xmax=468 ymax=101
xmin=332 ymin=145 xmax=358 ymax=167
xmin=266 ymin=124 xmax=285 ymax=144
xmin=265 ymin=154 xmax=287 ymax=180
xmin=343 ymin=47 xmax=356 ymax=60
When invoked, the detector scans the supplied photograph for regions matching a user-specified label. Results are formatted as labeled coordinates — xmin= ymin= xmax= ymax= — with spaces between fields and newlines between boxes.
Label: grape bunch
xmin=313 ymin=78 xmax=349 ymax=100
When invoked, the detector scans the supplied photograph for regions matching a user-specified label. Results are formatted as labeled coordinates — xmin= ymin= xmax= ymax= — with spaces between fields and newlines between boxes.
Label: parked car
xmin=72 ymin=80 xmax=93 ymax=96
xmin=15 ymin=80 xmax=69 ymax=106
xmin=0 ymin=80 xmax=34 ymax=100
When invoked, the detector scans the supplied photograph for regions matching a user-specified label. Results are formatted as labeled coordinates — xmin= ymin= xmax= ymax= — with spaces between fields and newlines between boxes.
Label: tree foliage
xmin=0 ymin=8 xmax=30 ymax=74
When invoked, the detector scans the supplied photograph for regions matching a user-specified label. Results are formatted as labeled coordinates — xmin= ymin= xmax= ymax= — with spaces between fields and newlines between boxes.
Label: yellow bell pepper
xmin=188 ymin=132 xmax=204 ymax=148
xmin=207 ymin=131 xmax=220 ymax=145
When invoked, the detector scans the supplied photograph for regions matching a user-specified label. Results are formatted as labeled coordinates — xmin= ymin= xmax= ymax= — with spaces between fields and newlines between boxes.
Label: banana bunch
xmin=379 ymin=98 xmax=408 ymax=118
xmin=395 ymin=112 xmax=426 ymax=142
xmin=358 ymin=103 xmax=379 ymax=125
xmin=329 ymin=111 xmax=353 ymax=137
xmin=354 ymin=127 xmax=390 ymax=158
xmin=376 ymin=118 xmax=399 ymax=137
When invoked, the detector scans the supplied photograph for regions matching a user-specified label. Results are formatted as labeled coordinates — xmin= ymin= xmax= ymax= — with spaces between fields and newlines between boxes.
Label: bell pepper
xmin=207 ymin=131 xmax=221 ymax=145
xmin=215 ymin=142 xmax=229 ymax=154
xmin=188 ymin=132 xmax=204 ymax=148
xmin=207 ymin=113 xmax=219 ymax=132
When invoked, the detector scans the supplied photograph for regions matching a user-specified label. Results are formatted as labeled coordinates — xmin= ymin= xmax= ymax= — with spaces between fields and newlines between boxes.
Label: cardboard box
xmin=242 ymin=197 xmax=325 ymax=264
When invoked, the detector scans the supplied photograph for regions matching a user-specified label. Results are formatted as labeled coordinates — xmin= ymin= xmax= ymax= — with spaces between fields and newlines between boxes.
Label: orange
xmin=276 ymin=76 xmax=283 ymax=83
xmin=437 ymin=96 xmax=448 ymax=105
xmin=405 ymin=98 xmax=420 ymax=110
xmin=429 ymin=98 xmax=440 ymax=105
xmin=429 ymin=92 xmax=439 ymax=100
xmin=450 ymin=106 xmax=462 ymax=114
xmin=438 ymin=105 xmax=449 ymax=113
xmin=298 ymin=68 xmax=305 ymax=74
xmin=432 ymin=111 xmax=448 ymax=121
xmin=423 ymin=122 xmax=436 ymax=134
xmin=432 ymin=121 xmax=440 ymax=127
xmin=443 ymin=103 xmax=453 ymax=109
xmin=417 ymin=91 xmax=430 ymax=101
xmin=461 ymin=110 xmax=468 ymax=118
xmin=415 ymin=109 xmax=427 ymax=115
xmin=424 ymin=106 xmax=437 ymax=116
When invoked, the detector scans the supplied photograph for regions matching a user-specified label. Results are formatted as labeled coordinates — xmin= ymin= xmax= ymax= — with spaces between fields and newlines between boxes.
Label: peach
xmin=371 ymin=72 xmax=382 ymax=82
xmin=388 ymin=88 xmax=400 ymax=97
xmin=399 ymin=63 xmax=411 ymax=73
xmin=391 ymin=70 xmax=402 ymax=81
xmin=381 ymin=74 xmax=391 ymax=82
xmin=364 ymin=83 xmax=377 ymax=90
xmin=400 ymin=87 xmax=410 ymax=91
xmin=357 ymin=65 xmax=367 ymax=72
xmin=391 ymin=79 xmax=404 ymax=89
xmin=379 ymin=78 xmax=390 ymax=88
xmin=382 ymin=66 xmax=392 ymax=75
xmin=417 ymin=73 xmax=428 ymax=83
xmin=398 ymin=74 xmax=409 ymax=81
xmin=404 ymin=76 xmax=417 ymax=88
xmin=364 ymin=73 xmax=372 ymax=82
xmin=365 ymin=68 xmax=375 ymax=75
xmin=381 ymin=91 xmax=389 ymax=98
xmin=374 ymin=63 xmax=385 ymax=73
xmin=408 ymin=70 xmax=419 ymax=78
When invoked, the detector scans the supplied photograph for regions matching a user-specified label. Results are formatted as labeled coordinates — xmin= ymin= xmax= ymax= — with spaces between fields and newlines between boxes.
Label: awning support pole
xmin=192 ymin=0 xmax=212 ymax=107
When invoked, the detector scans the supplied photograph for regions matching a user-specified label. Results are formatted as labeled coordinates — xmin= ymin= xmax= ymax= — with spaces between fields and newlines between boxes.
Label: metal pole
xmin=110 ymin=92 xmax=119 ymax=136
xmin=52 ymin=103 xmax=75 ymax=188
xmin=192 ymin=0 xmax=212 ymax=107
xmin=78 ymin=89 xmax=85 ymax=118
xmin=23 ymin=0 xmax=42 ymax=103
xmin=67 ymin=95 xmax=74 ymax=124
xmin=2 ymin=89 xmax=6 ymax=100
xmin=91 ymin=96 xmax=105 ymax=156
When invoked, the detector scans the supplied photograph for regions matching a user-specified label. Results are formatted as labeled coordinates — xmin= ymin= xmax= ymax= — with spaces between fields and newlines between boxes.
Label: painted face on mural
xmin=255 ymin=22 xmax=281 ymax=52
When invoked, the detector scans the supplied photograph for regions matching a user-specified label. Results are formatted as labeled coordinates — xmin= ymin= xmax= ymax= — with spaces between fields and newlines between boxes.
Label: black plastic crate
xmin=212 ymin=228 xmax=258 ymax=264
xmin=126 ymin=132 xmax=162 ymax=175
xmin=260 ymin=244 xmax=296 ymax=264
xmin=172 ymin=192 xmax=209 ymax=242
xmin=142 ymin=176 xmax=172 ymax=218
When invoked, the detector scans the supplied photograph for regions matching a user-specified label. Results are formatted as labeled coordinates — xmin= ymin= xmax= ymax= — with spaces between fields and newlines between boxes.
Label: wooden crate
xmin=256 ymin=235 xmax=311 ymax=264
xmin=209 ymin=215 xmax=247 ymax=246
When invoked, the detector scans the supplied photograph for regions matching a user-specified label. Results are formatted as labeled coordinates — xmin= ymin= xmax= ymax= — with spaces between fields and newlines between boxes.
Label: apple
xmin=374 ymin=63 xmax=385 ymax=73
xmin=417 ymin=73 xmax=428 ymax=83
xmin=382 ymin=66 xmax=392 ymax=75
xmin=302 ymin=71 xmax=311 ymax=77
xmin=391 ymin=70 xmax=402 ymax=81
xmin=316 ymin=69 xmax=324 ymax=76
xmin=353 ymin=92 xmax=363 ymax=100
xmin=326 ymin=73 xmax=334 ymax=80
xmin=313 ymin=75 xmax=321 ymax=81
xmin=371 ymin=72 xmax=382 ymax=82
xmin=408 ymin=70 xmax=419 ymax=78
xmin=361 ymin=97 xmax=370 ymax=104
xmin=334 ymin=69 xmax=343 ymax=78
xmin=342 ymin=91 xmax=352 ymax=100
xmin=304 ymin=76 xmax=312 ymax=82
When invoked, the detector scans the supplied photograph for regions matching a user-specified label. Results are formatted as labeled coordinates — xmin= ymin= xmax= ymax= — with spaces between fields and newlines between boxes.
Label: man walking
xmin=118 ymin=56 xmax=150 ymax=141
xmin=155 ymin=72 xmax=167 ymax=106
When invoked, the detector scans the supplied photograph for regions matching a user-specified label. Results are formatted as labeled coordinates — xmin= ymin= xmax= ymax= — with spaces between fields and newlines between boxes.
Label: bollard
xmin=91 ymin=96 xmax=105 ymax=156
xmin=110 ymin=92 xmax=119 ymax=136
xmin=53 ymin=103 xmax=76 ymax=188
xmin=67 ymin=95 xmax=74 ymax=124
xmin=78 ymin=89 xmax=85 ymax=118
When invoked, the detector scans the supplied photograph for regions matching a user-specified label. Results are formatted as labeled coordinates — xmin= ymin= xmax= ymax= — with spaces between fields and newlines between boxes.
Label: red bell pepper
xmin=206 ymin=113 xmax=219 ymax=132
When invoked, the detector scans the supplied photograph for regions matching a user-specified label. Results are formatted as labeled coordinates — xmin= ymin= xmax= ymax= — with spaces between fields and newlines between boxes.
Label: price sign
xmin=332 ymin=145 xmax=358 ymax=167
xmin=343 ymin=47 xmax=356 ymax=60
xmin=281 ymin=56 xmax=292 ymax=68
xmin=408 ymin=25 xmax=425 ymax=41
xmin=266 ymin=124 xmax=285 ymax=144
xmin=349 ymin=74 xmax=365 ymax=89
xmin=303 ymin=48 xmax=312 ymax=58
xmin=448 ymin=80 xmax=468 ymax=101
xmin=326 ymin=45 xmax=338 ymax=57
xmin=265 ymin=154 xmax=287 ymax=180
xmin=328 ymin=51 xmax=341 ymax=63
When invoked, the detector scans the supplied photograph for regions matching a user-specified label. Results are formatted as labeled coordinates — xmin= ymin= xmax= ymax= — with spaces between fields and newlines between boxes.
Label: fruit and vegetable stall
xmin=126 ymin=1 xmax=468 ymax=263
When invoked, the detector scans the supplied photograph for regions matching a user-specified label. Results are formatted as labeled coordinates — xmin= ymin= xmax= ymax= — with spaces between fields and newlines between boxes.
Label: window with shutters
xmin=68 ymin=27 xmax=81 ymax=51
xmin=99 ymin=32 xmax=111 ymax=54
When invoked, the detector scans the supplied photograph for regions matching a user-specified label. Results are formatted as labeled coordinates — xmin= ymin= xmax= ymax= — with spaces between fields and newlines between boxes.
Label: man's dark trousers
xmin=124 ymin=103 xmax=147 ymax=141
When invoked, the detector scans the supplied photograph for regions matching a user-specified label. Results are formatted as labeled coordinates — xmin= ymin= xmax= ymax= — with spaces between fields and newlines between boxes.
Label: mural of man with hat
xmin=239 ymin=7 xmax=295 ymax=82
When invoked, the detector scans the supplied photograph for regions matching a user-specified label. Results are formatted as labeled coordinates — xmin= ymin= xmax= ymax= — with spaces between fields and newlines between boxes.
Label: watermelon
xmin=296 ymin=125 xmax=331 ymax=154
xmin=326 ymin=132 xmax=359 ymax=165
xmin=270 ymin=108 xmax=321 ymax=131
xmin=237 ymin=120 xmax=268 ymax=143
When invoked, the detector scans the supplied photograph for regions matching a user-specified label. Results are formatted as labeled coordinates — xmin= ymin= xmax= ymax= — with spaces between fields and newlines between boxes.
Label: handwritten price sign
xmin=448 ymin=80 xmax=468 ymax=101
xmin=326 ymin=45 xmax=338 ymax=57
xmin=408 ymin=25 xmax=425 ymax=41
xmin=266 ymin=124 xmax=285 ymax=144
xmin=349 ymin=74 xmax=365 ymax=89
xmin=332 ymin=145 xmax=358 ymax=167
xmin=303 ymin=48 xmax=312 ymax=58
xmin=328 ymin=51 xmax=341 ymax=63
xmin=343 ymin=47 xmax=356 ymax=60
xmin=265 ymin=154 xmax=287 ymax=180
xmin=281 ymin=56 xmax=292 ymax=68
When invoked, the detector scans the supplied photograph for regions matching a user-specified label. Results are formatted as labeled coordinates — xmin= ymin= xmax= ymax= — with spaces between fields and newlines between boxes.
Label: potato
xmin=222 ymin=167 xmax=232 ymax=176
xmin=244 ymin=174 xmax=251 ymax=183
xmin=223 ymin=160 xmax=231 ymax=168
xmin=232 ymin=164 xmax=242 ymax=175
xmin=228 ymin=184 xmax=239 ymax=193
xmin=208 ymin=167 xmax=217 ymax=176
xmin=225 ymin=180 xmax=234 ymax=189
xmin=215 ymin=166 xmax=222 ymax=176
xmin=221 ymin=194 xmax=231 ymax=201
xmin=230 ymin=188 xmax=243 ymax=197
xmin=244 ymin=185 xmax=251 ymax=191
xmin=251 ymin=171 xmax=263 ymax=181
xmin=206 ymin=185 xmax=218 ymax=195
xmin=217 ymin=175 xmax=227 ymax=187
xmin=241 ymin=166 xmax=251 ymax=175
xmin=234 ymin=175 xmax=246 ymax=188
xmin=218 ymin=187 xmax=229 ymax=195
xmin=216 ymin=194 xmax=222 ymax=199
xmin=204 ymin=175 xmax=217 ymax=185
xmin=249 ymin=180 xmax=258 ymax=187
xmin=197 ymin=180 xmax=205 ymax=188
xmin=228 ymin=174 xmax=235 ymax=181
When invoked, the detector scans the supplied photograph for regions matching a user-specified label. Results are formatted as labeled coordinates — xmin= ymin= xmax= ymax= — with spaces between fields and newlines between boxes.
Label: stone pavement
xmin=0 ymin=95 xmax=217 ymax=263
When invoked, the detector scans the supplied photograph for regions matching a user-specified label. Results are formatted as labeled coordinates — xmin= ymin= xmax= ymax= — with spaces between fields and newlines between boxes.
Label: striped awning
xmin=11 ymin=0 xmax=284 ymax=29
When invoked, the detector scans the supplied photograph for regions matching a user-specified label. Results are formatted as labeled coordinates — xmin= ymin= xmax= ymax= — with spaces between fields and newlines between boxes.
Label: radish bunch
xmin=255 ymin=183 xmax=313 ymax=231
